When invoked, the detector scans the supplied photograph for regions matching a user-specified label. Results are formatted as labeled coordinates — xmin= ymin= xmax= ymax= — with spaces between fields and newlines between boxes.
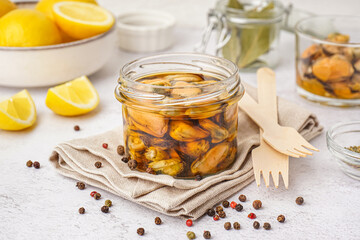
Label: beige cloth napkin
xmin=49 ymin=85 xmax=323 ymax=219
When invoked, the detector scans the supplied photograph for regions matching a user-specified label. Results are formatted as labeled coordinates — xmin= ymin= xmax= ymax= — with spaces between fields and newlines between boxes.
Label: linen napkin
xmin=49 ymin=84 xmax=323 ymax=219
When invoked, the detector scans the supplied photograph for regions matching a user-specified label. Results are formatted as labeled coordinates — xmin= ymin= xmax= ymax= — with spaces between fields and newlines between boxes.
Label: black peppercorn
xmin=101 ymin=205 xmax=109 ymax=213
xmin=203 ymin=231 xmax=211 ymax=239
xmin=263 ymin=222 xmax=271 ymax=230
xmin=33 ymin=161 xmax=40 ymax=169
xmin=238 ymin=194 xmax=246 ymax=202
xmin=26 ymin=160 xmax=33 ymax=167
xmin=277 ymin=214 xmax=285 ymax=223
xmin=128 ymin=159 xmax=137 ymax=170
xmin=253 ymin=200 xmax=262 ymax=210
xmin=235 ymin=203 xmax=243 ymax=212
xmin=94 ymin=192 xmax=101 ymax=200
xmin=137 ymin=227 xmax=145 ymax=236
xmin=215 ymin=206 xmax=223 ymax=213
xmin=78 ymin=207 xmax=85 ymax=214
xmin=218 ymin=210 xmax=226 ymax=218
xmin=121 ymin=156 xmax=129 ymax=163
xmin=253 ymin=221 xmax=260 ymax=229
xmin=195 ymin=174 xmax=202 ymax=181
xmin=74 ymin=125 xmax=80 ymax=131
xmin=94 ymin=161 xmax=102 ymax=168
xmin=76 ymin=182 xmax=85 ymax=190
xmin=155 ymin=217 xmax=162 ymax=225
xmin=296 ymin=196 xmax=304 ymax=205
xmin=224 ymin=222 xmax=231 ymax=230
xmin=207 ymin=208 xmax=215 ymax=217
xmin=222 ymin=200 xmax=229 ymax=208
xmin=117 ymin=145 xmax=125 ymax=155
xmin=233 ymin=222 xmax=240 ymax=230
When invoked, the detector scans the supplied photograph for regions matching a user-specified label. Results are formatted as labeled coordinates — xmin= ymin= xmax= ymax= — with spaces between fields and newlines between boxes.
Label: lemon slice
xmin=45 ymin=76 xmax=99 ymax=116
xmin=0 ymin=90 xmax=36 ymax=131
xmin=53 ymin=1 xmax=114 ymax=39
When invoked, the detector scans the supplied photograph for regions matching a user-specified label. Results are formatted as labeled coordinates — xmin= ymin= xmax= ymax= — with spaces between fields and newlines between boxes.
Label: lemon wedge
xmin=53 ymin=1 xmax=114 ymax=39
xmin=0 ymin=0 xmax=16 ymax=18
xmin=0 ymin=90 xmax=36 ymax=131
xmin=45 ymin=76 xmax=99 ymax=116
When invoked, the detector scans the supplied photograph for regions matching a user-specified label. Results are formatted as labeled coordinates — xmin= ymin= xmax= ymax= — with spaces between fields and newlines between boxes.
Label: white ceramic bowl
xmin=0 ymin=1 xmax=116 ymax=87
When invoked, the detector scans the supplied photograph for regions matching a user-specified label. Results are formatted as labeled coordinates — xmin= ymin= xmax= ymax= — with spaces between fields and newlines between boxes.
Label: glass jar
xmin=196 ymin=0 xmax=285 ymax=70
xmin=296 ymin=16 xmax=360 ymax=107
xmin=115 ymin=53 xmax=244 ymax=178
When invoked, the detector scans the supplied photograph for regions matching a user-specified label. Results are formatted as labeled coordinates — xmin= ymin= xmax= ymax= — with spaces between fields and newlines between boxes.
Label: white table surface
xmin=1 ymin=26 xmax=360 ymax=240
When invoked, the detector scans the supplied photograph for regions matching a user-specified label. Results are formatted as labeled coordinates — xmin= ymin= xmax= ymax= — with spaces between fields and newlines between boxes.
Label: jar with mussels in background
xmin=296 ymin=16 xmax=360 ymax=107
xmin=115 ymin=53 xmax=244 ymax=178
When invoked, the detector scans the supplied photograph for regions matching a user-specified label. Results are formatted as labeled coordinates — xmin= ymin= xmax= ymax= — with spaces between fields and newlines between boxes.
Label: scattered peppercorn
xmin=33 ymin=161 xmax=40 ymax=169
xmin=105 ymin=199 xmax=112 ymax=207
xmin=296 ymin=196 xmax=304 ymax=205
xmin=102 ymin=143 xmax=108 ymax=149
xmin=94 ymin=161 xmax=102 ymax=168
xmin=253 ymin=200 xmax=262 ymax=210
xmin=146 ymin=167 xmax=155 ymax=175
xmin=90 ymin=191 xmax=97 ymax=197
xmin=253 ymin=221 xmax=260 ymax=229
xmin=230 ymin=201 xmax=237 ymax=209
xmin=74 ymin=125 xmax=80 ymax=131
xmin=26 ymin=160 xmax=33 ymax=167
xmin=186 ymin=219 xmax=193 ymax=227
xmin=128 ymin=159 xmax=138 ymax=170
xmin=155 ymin=217 xmax=162 ymax=225
xmin=186 ymin=231 xmax=196 ymax=239
xmin=121 ymin=156 xmax=130 ymax=163
xmin=277 ymin=214 xmax=285 ymax=223
xmin=94 ymin=192 xmax=101 ymax=200
xmin=235 ymin=203 xmax=243 ymax=212
xmin=263 ymin=222 xmax=271 ymax=230
xmin=203 ymin=231 xmax=211 ymax=239
xmin=346 ymin=145 xmax=360 ymax=153
xmin=207 ymin=208 xmax=215 ymax=217
xmin=101 ymin=205 xmax=109 ymax=213
xmin=248 ymin=213 xmax=256 ymax=219
xmin=76 ymin=182 xmax=85 ymax=190
xmin=224 ymin=222 xmax=231 ymax=230
xmin=213 ymin=215 xmax=220 ymax=221
xmin=222 ymin=200 xmax=229 ymax=208
xmin=137 ymin=227 xmax=145 ymax=236
xmin=117 ymin=145 xmax=125 ymax=155
xmin=238 ymin=194 xmax=246 ymax=202
xmin=218 ymin=211 xmax=226 ymax=218
xmin=215 ymin=206 xmax=223 ymax=213
xmin=78 ymin=207 xmax=85 ymax=214
xmin=195 ymin=174 xmax=202 ymax=181
xmin=233 ymin=222 xmax=240 ymax=230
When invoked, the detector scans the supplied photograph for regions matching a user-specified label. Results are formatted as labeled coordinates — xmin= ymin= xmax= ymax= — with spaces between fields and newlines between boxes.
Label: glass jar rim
xmin=295 ymin=15 xmax=360 ymax=47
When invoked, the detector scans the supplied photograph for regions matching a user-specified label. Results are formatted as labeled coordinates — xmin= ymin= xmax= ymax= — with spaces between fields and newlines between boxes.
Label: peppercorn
xmin=137 ymin=227 xmax=145 ymax=236
xmin=248 ymin=213 xmax=256 ymax=219
xmin=253 ymin=221 xmax=260 ymax=229
xmin=218 ymin=211 xmax=226 ymax=218
xmin=203 ymin=231 xmax=211 ymax=239
xmin=215 ymin=206 xmax=223 ymax=213
xmin=105 ymin=199 xmax=112 ymax=207
xmin=26 ymin=160 xmax=33 ymax=167
xmin=222 ymin=200 xmax=229 ymax=208
xmin=74 ymin=125 xmax=80 ymax=131
xmin=76 ymin=182 xmax=85 ymax=190
xmin=186 ymin=219 xmax=193 ymax=227
xmin=235 ymin=203 xmax=243 ymax=212
xmin=102 ymin=143 xmax=108 ymax=149
xmin=207 ymin=208 xmax=215 ymax=217
xmin=117 ymin=145 xmax=125 ymax=155
xmin=263 ymin=222 xmax=271 ymax=230
xmin=78 ymin=207 xmax=85 ymax=214
xmin=233 ymin=222 xmax=240 ymax=230
xmin=296 ymin=196 xmax=304 ymax=205
xmin=146 ymin=167 xmax=155 ymax=175
xmin=195 ymin=174 xmax=202 ymax=181
xmin=155 ymin=217 xmax=162 ymax=225
xmin=90 ymin=191 xmax=97 ymax=197
xmin=94 ymin=161 xmax=102 ymax=168
xmin=213 ymin=215 xmax=220 ymax=221
xmin=277 ymin=214 xmax=285 ymax=223
xmin=101 ymin=205 xmax=109 ymax=213
xmin=253 ymin=200 xmax=262 ymax=210
xmin=128 ymin=159 xmax=138 ymax=170
xmin=186 ymin=231 xmax=196 ymax=239
xmin=224 ymin=222 xmax=231 ymax=230
xmin=121 ymin=156 xmax=129 ymax=163
xmin=238 ymin=194 xmax=246 ymax=202
xmin=33 ymin=161 xmax=40 ymax=169
xmin=230 ymin=201 xmax=237 ymax=209
xmin=94 ymin=192 xmax=101 ymax=200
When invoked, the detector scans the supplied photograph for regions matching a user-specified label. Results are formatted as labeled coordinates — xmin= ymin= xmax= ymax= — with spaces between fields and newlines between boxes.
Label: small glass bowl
xmin=326 ymin=121 xmax=360 ymax=180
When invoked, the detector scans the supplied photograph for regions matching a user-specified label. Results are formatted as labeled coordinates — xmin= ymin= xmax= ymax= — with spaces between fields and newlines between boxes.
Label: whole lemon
xmin=0 ymin=9 xmax=62 ymax=47
xmin=36 ymin=0 xmax=97 ymax=20
xmin=0 ymin=0 xmax=16 ymax=18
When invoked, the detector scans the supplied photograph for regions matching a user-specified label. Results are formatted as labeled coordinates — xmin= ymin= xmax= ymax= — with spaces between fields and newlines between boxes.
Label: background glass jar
xmin=295 ymin=16 xmax=360 ymax=107
xmin=115 ymin=53 xmax=244 ymax=178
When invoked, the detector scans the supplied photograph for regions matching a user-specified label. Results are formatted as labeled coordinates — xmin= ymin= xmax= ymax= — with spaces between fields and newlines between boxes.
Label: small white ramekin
xmin=117 ymin=10 xmax=176 ymax=53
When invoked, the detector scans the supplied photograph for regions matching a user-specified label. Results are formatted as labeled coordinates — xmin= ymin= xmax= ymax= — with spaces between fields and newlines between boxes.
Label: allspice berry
xmin=137 ymin=227 xmax=145 ymax=236
xmin=74 ymin=125 xmax=80 ymax=131
xmin=78 ymin=207 xmax=85 ymax=214
xmin=277 ymin=214 xmax=285 ymax=223
xmin=224 ymin=222 xmax=231 ymax=230
xmin=26 ymin=160 xmax=33 ymax=167
xmin=117 ymin=145 xmax=125 ymax=155
xmin=33 ymin=161 xmax=40 ymax=169
xmin=253 ymin=221 xmax=260 ymax=229
xmin=263 ymin=222 xmax=271 ymax=230
xmin=296 ymin=196 xmax=304 ymax=205
xmin=207 ymin=208 xmax=215 ymax=217
xmin=76 ymin=182 xmax=85 ymax=190
xmin=222 ymin=200 xmax=230 ymax=208
xmin=101 ymin=205 xmax=109 ymax=213
xmin=186 ymin=231 xmax=196 ymax=239
xmin=203 ymin=231 xmax=211 ymax=239
xmin=105 ymin=199 xmax=112 ymax=207
xmin=215 ymin=206 xmax=223 ymax=213
xmin=94 ymin=161 xmax=102 ymax=168
xmin=128 ymin=159 xmax=138 ymax=170
xmin=238 ymin=194 xmax=246 ymax=202
xmin=253 ymin=200 xmax=262 ymax=210
xmin=94 ymin=192 xmax=101 ymax=200
xmin=218 ymin=210 xmax=226 ymax=218
xmin=233 ymin=222 xmax=240 ymax=230
xmin=155 ymin=217 xmax=162 ymax=225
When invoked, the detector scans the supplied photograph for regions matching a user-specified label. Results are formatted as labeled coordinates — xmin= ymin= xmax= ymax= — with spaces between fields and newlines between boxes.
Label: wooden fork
xmin=251 ymin=68 xmax=289 ymax=188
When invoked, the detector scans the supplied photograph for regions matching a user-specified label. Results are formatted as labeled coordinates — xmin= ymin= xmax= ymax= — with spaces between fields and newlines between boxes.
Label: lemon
xmin=0 ymin=9 xmax=62 ymax=47
xmin=0 ymin=0 xmax=16 ymax=18
xmin=53 ymin=1 xmax=114 ymax=39
xmin=36 ymin=0 xmax=97 ymax=20
xmin=0 ymin=90 xmax=36 ymax=131
xmin=45 ymin=76 xmax=99 ymax=116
